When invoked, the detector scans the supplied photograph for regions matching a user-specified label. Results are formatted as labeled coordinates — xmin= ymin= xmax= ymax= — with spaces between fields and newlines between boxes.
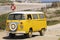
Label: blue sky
xmin=41 ymin=0 xmax=60 ymax=2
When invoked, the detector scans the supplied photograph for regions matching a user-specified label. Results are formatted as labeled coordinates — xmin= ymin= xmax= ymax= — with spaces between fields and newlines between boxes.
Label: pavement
xmin=0 ymin=3 xmax=52 ymax=15
xmin=0 ymin=24 xmax=60 ymax=40
xmin=0 ymin=6 xmax=11 ymax=15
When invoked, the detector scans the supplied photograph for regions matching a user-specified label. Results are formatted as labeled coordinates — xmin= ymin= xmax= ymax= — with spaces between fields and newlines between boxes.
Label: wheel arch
xmin=29 ymin=27 xmax=33 ymax=31
xmin=41 ymin=28 xmax=46 ymax=31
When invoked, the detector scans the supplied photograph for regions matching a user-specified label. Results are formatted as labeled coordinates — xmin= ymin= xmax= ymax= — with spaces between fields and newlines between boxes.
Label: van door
xmin=32 ymin=14 xmax=39 ymax=31
xmin=38 ymin=14 xmax=46 ymax=30
xmin=26 ymin=14 xmax=33 ymax=31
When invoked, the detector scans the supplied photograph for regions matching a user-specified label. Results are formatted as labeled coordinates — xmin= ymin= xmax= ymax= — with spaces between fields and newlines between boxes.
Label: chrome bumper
xmin=6 ymin=31 xmax=26 ymax=34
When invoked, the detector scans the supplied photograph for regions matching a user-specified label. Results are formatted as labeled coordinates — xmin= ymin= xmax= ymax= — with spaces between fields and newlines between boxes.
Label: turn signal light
xmin=20 ymin=22 xmax=23 ymax=24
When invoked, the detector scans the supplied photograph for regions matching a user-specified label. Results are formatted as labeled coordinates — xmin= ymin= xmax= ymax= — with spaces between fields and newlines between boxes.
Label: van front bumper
xmin=6 ymin=31 xmax=26 ymax=34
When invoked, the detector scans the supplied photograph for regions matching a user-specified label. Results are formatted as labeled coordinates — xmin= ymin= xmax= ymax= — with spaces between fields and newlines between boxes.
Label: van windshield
xmin=8 ymin=14 xmax=25 ymax=20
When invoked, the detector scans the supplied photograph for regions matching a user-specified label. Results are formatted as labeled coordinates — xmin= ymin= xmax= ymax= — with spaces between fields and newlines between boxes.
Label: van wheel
xmin=39 ymin=29 xmax=45 ymax=36
xmin=27 ymin=29 xmax=32 ymax=38
xmin=9 ymin=33 xmax=15 ymax=38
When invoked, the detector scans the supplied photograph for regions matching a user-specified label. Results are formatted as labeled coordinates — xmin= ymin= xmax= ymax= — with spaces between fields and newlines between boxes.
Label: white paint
xmin=10 ymin=11 xmax=44 ymax=14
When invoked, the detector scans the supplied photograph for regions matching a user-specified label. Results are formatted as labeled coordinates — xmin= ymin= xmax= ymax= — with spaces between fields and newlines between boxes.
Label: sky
xmin=11 ymin=0 xmax=60 ymax=3
xmin=41 ymin=0 xmax=60 ymax=2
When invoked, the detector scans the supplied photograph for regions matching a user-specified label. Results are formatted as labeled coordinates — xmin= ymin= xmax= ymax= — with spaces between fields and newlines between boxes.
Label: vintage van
xmin=6 ymin=11 xmax=47 ymax=38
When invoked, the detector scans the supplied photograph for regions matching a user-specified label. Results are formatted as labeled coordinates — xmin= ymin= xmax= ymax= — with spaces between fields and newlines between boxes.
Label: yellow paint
xmin=6 ymin=12 xmax=47 ymax=33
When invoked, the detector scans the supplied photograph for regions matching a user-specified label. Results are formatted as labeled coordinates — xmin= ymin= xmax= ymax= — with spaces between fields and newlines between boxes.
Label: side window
xmin=39 ymin=14 xmax=44 ymax=19
xmin=32 ymin=14 xmax=38 ymax=19
xmin=27 ymin=14 xmax=32 ymax=19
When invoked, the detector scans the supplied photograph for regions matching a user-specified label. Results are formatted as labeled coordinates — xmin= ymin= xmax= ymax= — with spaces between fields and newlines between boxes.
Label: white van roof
xmin=10 ymin=11 xmax=44 ymax=14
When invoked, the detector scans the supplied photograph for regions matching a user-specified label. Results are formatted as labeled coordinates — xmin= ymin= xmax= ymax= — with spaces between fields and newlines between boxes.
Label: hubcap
xmin=42 ymin=30 xmax=45 ymax=35
xmin=9 ymin=23 xmax=17 ymax=31
xmin=29 ymin=32 xmax=32 ymax=37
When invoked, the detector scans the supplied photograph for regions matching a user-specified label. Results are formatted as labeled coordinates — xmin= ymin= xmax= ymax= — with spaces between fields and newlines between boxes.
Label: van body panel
xmin=6 ymin=11 xmax=47 ymax=34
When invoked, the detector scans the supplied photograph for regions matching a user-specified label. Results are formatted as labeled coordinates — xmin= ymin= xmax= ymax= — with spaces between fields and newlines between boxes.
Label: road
xmin=0 ymin=6 xmax=11 ymax=15
xmin=0 ymin=4 xmax=45 ymax=15
xmin=0 ymin=3 xmax=47 ymax=13
xmin=0 ymin=24 xmax=60 ymax=40
xmin=0 ymin=3 xmax=52 ymax=15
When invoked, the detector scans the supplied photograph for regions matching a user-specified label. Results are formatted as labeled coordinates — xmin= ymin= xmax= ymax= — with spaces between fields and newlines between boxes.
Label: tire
xmin=9 ymin=33 xmax=15 ymax=38
xmin=28 ymin=30 xmax=32 ymax=38
xmin=26 ymin=29 xmax=32 ymax=38
xmin=39 ymin=29 xmax=45 ymax=36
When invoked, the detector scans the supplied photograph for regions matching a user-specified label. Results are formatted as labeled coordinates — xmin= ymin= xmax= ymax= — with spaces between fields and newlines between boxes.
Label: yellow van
xmin=6 ymin=11 xmax=47 ymax=38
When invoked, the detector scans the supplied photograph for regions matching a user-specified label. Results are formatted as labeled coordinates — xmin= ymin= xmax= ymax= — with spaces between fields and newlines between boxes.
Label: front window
xmin=8 ymin=14 xmax=25 ymax=20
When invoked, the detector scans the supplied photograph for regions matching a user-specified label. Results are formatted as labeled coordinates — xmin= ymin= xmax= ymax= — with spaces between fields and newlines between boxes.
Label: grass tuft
xmin=0 ymin=13 xmax=9 ymax=30
xmin=47 ymin=20 xmax=60 ymax=26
